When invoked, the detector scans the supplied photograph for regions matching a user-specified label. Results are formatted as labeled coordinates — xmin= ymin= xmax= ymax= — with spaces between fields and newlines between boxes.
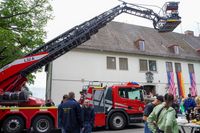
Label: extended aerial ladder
xmin=0 ymin=1 xmax=181 ymax=106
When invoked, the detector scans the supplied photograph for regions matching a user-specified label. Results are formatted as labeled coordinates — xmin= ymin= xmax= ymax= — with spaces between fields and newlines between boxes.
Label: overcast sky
xmin=29 ymin=0 xmax=200 ymax=99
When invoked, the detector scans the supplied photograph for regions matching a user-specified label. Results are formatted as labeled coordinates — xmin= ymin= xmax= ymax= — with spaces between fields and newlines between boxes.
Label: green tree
xmin=0 ymin=0 xmax=52 ymax=83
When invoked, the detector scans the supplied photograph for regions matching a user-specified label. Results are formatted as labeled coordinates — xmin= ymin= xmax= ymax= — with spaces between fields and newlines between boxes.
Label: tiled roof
xmin=78 ymin=21 xmax=200 ymax=61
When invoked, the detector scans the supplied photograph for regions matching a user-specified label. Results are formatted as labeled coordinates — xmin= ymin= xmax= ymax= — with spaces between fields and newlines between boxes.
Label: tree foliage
xmin=0 ymin=0 xmax=52 ymax=83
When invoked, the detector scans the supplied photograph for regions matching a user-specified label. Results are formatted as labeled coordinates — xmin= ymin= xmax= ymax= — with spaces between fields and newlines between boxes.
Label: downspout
xmin=45 ymin=62 xmax=53 ymax=100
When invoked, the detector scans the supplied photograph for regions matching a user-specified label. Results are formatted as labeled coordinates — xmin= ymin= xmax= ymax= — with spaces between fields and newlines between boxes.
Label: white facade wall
xmin=48 ymin=49 xmax=200 ymax=105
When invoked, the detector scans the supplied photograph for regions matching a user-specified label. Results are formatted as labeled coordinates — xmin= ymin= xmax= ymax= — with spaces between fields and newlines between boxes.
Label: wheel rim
xmin=7 ymin=119 xmax=21 ymax=132
xmin=36 ymin=119 xmax=49 ymax=132
xmin=113 ymin=116 xmax=124 ymax=128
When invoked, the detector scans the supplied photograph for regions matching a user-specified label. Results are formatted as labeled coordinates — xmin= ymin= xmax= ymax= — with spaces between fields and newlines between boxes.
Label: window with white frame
xmin=139 ymin=59 xmax=148 ymax=71
xmin=188 ymin=64 xmax=194 ymax=73
xmin=166 ymin=62 xmax=173 ymax=72
xmin=149 ymin=60 xmax=157 ymax=71
xmin=175 ymin=63 xmax=181 ymax=72
xmin=119 ymin=58 xmax=128 ymax=70
xmin=139 ymin=40 xmax=145 ymax=51
xmin=174 ymin=45 xmax=179 ymax=55
xmin=139 ymin=59 xmax=157 ymax=72
xmin=107 ymin=56 xmax=116 ymax=69
xmin=134 ymin=39 xmax=145 ymax=51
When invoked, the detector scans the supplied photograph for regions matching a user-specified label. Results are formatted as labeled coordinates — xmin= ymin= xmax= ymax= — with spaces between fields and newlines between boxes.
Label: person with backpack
xmin=147 ymin=93 xmax=178 ymax=133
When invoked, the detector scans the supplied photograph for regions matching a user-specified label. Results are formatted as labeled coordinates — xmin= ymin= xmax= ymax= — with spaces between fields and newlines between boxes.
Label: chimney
xmin=184 ymin=30 xmax=194 ymax=36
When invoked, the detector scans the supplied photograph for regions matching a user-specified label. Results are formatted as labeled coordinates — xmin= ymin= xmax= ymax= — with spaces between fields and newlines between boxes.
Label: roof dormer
xmin=134 ymin=38 xmax=145 ymax=51
xmin=167 ymin=44 xmax=179 ymax=55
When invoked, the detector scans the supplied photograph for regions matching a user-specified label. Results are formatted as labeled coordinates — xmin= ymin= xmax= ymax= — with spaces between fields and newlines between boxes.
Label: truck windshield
xmin=119 ymin=88 xmax=143 ymax=100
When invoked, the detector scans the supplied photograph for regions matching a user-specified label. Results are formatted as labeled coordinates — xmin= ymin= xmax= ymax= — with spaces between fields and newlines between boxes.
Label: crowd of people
xmin=58 ymin=92 xmax=94 ymax=133
xmin=143 ymin=92 xmax=200 ymax=133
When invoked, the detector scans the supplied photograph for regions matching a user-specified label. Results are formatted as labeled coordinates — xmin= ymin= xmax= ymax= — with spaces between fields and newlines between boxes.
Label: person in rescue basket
xmin=59 ymin=92 xmax=83 ymax=133
xmin=143 ymin=95 xmax=164 ymax=133
xmin=81 ymin=99 xmax=95 ymax=133
xmin=58 ymin=94 xmax=69 ymax=133
xmin=147 ymin=93 xmax=179 ymax=133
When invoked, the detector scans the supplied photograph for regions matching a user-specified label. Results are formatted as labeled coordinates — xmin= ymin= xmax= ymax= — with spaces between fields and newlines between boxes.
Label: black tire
xmin=32 ymin=115 xmax=53 ymax=133
xmin=2 ymin=116 xmax=24 ymax=133
xmin=109 ymin=112 xmax=126 ymax=130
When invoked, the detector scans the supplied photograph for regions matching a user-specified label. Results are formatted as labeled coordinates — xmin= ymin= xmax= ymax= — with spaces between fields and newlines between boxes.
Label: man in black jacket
xmin=82 ymin=99 xmax=95 ymax=133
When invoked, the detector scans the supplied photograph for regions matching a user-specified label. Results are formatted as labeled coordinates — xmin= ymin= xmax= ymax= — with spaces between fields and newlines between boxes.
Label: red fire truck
xmin=83 ymin=82 xmax=145 ymax=130
xmin=0 ymin=1 xmax=180 ymax=133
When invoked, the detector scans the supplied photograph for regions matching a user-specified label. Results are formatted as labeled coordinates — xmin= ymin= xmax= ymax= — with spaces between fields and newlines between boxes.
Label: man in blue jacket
xmin=183 ymin=94 xmax=196 ymax=113
xmin=82 ymin=99 xmax=95 ymax=133
xmin=59 ymin=92 xmax=82 ymax=133
xmin=58 ymin=94 xmax=69 ymax=133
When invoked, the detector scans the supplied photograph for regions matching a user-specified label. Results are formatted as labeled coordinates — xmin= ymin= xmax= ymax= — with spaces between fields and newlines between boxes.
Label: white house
xmin=46 ymin=22 xmax=200 ymax=104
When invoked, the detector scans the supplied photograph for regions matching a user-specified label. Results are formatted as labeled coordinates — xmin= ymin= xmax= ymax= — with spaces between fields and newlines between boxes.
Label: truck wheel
xmin=2 ymin=116 xmax=24 ymax=133
xmin=32 ymin=115 xmax=53 ymax=133
xmin=109 ymin=112 xmax=126 ymax=130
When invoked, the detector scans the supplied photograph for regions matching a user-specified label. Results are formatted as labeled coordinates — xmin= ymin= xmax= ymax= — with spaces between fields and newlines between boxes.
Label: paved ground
xmin=93 ymin=123 xmax=196 ymax=133
xmin=93 ymin=123 xmax=144 ymax=133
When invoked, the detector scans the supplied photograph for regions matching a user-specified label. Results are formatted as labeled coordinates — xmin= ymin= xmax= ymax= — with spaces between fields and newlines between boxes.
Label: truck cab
xmin=85 ymin=82 xmax=145 ymax=130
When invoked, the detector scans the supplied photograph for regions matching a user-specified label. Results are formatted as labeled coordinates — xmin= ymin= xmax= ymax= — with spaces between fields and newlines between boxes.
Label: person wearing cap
xmin=143 ymin=95 xmax=164 ymax=133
